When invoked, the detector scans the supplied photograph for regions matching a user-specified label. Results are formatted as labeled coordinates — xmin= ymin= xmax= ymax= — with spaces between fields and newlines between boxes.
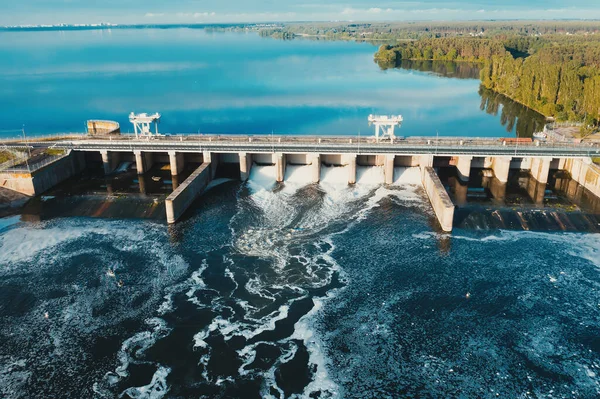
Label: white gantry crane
xmin=368 ymin=114 xmax=403 ymax=142
xmin=129 ymin=112 xmax=161 ymax=138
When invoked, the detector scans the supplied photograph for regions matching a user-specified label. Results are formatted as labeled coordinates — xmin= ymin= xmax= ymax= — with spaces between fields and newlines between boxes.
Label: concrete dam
xmin=2 ymin=133 xmax=600 ymax=232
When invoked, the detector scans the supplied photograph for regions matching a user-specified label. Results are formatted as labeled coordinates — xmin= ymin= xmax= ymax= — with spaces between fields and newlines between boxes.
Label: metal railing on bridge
xmin=2 ymin=133 xmax=599 ymax=158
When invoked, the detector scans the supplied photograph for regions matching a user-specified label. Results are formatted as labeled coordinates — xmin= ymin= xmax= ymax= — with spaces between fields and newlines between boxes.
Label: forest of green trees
xmin=375 ymin=36 xmax=600 ymax=124
xmin=260 ymin=21 xmax=600 ymax=41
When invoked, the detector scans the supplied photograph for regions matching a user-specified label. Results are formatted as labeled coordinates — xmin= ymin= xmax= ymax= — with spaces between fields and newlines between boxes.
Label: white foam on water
xmin=0 ymin=220 xmax=182 ymax=270
xmin=120 ymin=365 xmax=171 ymax=399
xmin=393 ymin=167 xmax=422 ymax=185
xmin=186 ymin=259 xmax=209 ymax=307
xmin=284 ymin=164 xmax=313 ymax=185
xmin=194 ymin=163 xmax=434 ymax=395
xmin=0 ymin=218 xmax=197 ymax=399
xmin=320 ymin=165 xmax=348 ymax=186
xmin=109 ymin=318 xmax=170 ymax=382
xmin=248 ymin=164 xmax=276 ymax=193
xmin=195 ymin=304 xmax=291 ymax=348
xmin=356 ymin=165 xmax=384 ymax=185
xmin=260 ymin=343 xmax=298 ymax=399
xmin=291 ymin=298 xmax=340 ymax=399
xmin=157 ymin=294 xmax=173 ymax=316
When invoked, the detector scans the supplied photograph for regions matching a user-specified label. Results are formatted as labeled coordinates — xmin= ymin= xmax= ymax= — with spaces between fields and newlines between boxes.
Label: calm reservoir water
xmin=0 ymin=29 xmax=544 ymax=138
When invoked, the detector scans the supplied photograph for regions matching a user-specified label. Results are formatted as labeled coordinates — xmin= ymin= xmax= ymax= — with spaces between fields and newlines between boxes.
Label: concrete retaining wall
xmin=0 ymin=152 xmax=86 ymax=196
xmin=421 ymin=166 xmax=455 ymax=232
xmin=165 ymin=162 xmax=211 ymax=224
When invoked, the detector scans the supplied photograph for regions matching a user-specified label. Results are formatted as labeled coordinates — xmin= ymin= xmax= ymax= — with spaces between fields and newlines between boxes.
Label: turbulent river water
xmin=2 ymin=166 xmax=600 ymax=398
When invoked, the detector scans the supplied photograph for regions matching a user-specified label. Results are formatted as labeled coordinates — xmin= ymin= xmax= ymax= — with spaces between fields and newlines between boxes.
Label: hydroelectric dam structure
xmin=2 ymin=131 xmax=600 ymax=232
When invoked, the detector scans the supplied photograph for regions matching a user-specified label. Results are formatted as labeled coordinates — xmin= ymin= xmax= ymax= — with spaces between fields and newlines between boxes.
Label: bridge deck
xmin=3 ymin=134 xmax=599 ymax=158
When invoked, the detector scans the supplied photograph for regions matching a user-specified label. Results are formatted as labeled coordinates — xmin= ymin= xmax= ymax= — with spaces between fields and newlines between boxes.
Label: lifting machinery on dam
xmin=129 ymin=112 xmax=161 ymax=138
xmin=368 ymin=114 xmax=403 ymax=142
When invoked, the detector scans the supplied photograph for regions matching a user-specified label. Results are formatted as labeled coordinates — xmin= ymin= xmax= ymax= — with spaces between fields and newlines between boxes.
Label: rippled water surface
xmin=0 ymin=29 xmax=544 ymax=138
xmin=1 ymin=169 xmax=600 ymax=398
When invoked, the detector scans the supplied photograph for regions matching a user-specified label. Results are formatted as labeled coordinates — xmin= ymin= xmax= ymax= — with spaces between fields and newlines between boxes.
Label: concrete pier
xmin=239 ymin=152 xmax=252 ymax=181
xmin=421 ymin=167 xmax=455 ymax=232
xmin=203 ymin=151 xmax=219 ymax=179
xmin=275 ymin=153 xmax=286 ymax=183
xmin=311 ymin=154 xmax=320 ymax=183
xmin=455 ymin=156 xmax=472 ymax=182
xmin=165 ymin=162 xmax=211 ymax=224
xmin=491 ymin=157 xmax=512 ymax=183
xmin=169 ymin=151 xmax=185 ymax=176
xmin=133 ymin=151 xmax=155 ymax=175
xmin=526 ymin=177 xmax=546 ymax=205
xmin=419 ymin=154 xmax=434 ymax=169
xmin=530 ymin=157 xmax=551 ymax=184
xmin=347 ymin=154 xmax=357 ymax=184
xmin=384 ymin=154 xmax=395 ymax=185
xmin=100 ymin=150 xmax=119 ymax=175
xmin=487 ymin=177 xmax=507 ymax=203
xmin=134 ymin=151 xmax=144 ymax=174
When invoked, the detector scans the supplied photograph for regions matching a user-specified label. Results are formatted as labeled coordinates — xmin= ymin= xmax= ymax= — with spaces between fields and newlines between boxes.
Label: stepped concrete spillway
xmin=2 ymin=134 xmax=600 ymax=232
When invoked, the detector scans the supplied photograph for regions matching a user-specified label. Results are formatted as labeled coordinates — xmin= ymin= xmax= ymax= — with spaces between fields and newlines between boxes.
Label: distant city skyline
xmin=3 ymin=0 xmax=600 ymax=25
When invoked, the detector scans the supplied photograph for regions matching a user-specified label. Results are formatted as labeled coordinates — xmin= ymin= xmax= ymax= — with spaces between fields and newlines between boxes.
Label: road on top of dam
xmin=3 ymin=134 xmax=600 ymax=158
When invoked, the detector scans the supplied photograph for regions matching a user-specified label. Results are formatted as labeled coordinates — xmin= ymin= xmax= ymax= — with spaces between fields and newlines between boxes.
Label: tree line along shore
xmin=374 ymin=35 xmax=600 ymax=129
xmin=259 ymin=21 xmax=600 ymax=131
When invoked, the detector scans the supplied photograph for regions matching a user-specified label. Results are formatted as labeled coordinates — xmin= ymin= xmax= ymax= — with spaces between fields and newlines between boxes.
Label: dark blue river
xmin=1 ymin=168 xmax=600 ymax=398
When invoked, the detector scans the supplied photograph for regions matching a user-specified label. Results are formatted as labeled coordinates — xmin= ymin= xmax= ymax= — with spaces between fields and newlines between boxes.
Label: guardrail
xmin=0 ymin=153 xmax=30 ymax=172
xmin=2 ymin=134 xmax=600 ymax=158
xmin=2 ymin=151 xmax=71 ymax=173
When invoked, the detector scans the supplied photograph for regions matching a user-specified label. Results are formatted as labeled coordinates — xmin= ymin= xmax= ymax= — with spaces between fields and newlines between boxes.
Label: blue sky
xmin=3 ymin=0 xmax=600 ymax=25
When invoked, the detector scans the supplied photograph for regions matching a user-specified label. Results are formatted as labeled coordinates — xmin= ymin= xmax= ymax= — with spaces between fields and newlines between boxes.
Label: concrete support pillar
xmin=384 ymin=154 xmax=395 ymax=185
xmin=453 ymin=178 xmax=468 ymax=206
xmin=347 ymin=154 xmax=357 ymax=185
xmin=101 ymin=150 xmax=111 ymax=175
xmin=491 ymin=157 xmax=512 ymax=183
xmin=527 ymin=177 xmax=546 ymax=205
xmin=138 ymin=174 xmax=147 ymax=195
xmin=134 ymin=151 xmax=145 ymax=174
xmin=169 ymin=151 xmax=185 ymax=176
xmin=239 ymin=152 xmax=252 ymax=182
xmin=489 ymin=178 xmax=507 ymax=203
xmin=530 ymin=157 xmax=551 ymax=184
xmin=419 ymin=154 xmax=434 ymax=168
xmin=203 ymin=151 xmax=217 ymax=179
xmin=419 ymin=155 xmax=434 ymax=182
xmin=311 ymin=154 xmax=321 ymax=183
xmin=456 ymin=156 xmax=473 ymax=182
xmin=275 ymin=153 xmax=286 ymax=183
